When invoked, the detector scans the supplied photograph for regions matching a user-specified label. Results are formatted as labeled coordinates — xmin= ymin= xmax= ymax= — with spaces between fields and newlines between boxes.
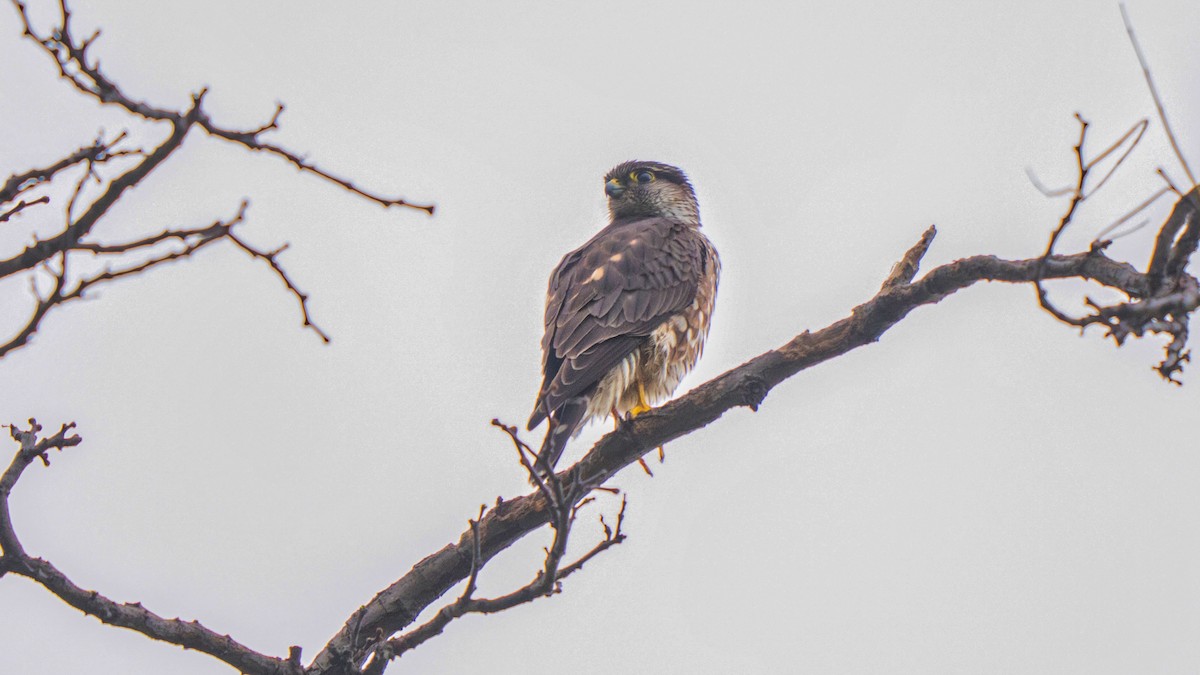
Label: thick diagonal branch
xmin=307 ymin=230 xmax=1155 ymax=674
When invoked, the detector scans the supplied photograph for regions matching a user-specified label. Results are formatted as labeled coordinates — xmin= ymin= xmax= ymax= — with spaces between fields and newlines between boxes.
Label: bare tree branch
xmin=1027 ymin=114 xmax=1198 ymax=379
xmin=200 ymin=121 xmax=435 ymax=214
xmin=1163 ymin=198 xmax=1200 ymax=280
xmin=1094 ymin=185 xmax=1172 ymax=242
xmin=0 ymin=196 xmax=50 ymax=223
xmin=358 ymin=424 xmax=628 ymax=674
xmin=69 ymin=220 xmax=233 ymax=255
xmin=3 ymin=0 xmax=434 ymax=358
xmin=226 ymin=232 xmax=331 ymax=343
xmin=0 ymin=420 xmax=302 ymax=675
xmin=0 ymin=103 xmax=198 ymax=281
xmin=11 ymin=0 xmax=434 ymax=215
xmin=557 ymin=495 xmax=627 ymax=580
xmin=307 ymin=224 xmax=1192 ymax=674
xmin=1120 ymin=2 xmax=1197 ymax=188
xmin=881 ymin=225 xmax=937 ymax=291
xmin=1149 ymin=186 xmax=1200 ymax=287
xmin=0 ymin=134 xmax=125 ymax=205
xmin=6 ymin=2 xmax=1200 ymax=674
xmin=0 ymin=420 xmax=80 ymax=559
xmin=1083 ymin=119 xmax=1148 ymax=198
xmin=0 ymin=202 xmax=244 ymax=358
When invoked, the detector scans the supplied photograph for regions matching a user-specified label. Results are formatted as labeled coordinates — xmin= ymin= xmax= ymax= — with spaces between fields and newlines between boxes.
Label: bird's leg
xmin=624 ymin=380 xmax=664 ymax=473
xmin=628 ymin=380 xmax=653 ymax=417
xmin=611 ymin=406 xmax=621 ymax=431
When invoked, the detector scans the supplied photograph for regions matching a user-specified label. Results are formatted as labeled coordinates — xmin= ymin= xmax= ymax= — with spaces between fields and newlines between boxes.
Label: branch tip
xmin=882 ymin=225 xmax=938 ymax=291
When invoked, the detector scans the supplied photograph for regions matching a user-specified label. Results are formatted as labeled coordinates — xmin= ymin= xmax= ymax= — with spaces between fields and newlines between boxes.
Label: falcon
xmin=527 ymin=160 xmax=720 ymax=473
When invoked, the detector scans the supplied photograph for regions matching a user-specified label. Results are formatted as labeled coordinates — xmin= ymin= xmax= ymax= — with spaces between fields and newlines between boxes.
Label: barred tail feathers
xmin=536 ymin=396 xmax=589 ymax=475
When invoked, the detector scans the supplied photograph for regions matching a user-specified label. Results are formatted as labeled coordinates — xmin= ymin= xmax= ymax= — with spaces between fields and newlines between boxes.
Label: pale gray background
xmin=2 ymin=1 xmax=1199 ymax=673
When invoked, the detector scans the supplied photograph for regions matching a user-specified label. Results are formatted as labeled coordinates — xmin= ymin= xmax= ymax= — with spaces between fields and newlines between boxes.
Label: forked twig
xmin=0 ymin=196 xmax=50 ymax=223
xmin=11 ymin=0 xmax=435 ymax=214
xmin=356 ymin=422 xmax=629 ymax=674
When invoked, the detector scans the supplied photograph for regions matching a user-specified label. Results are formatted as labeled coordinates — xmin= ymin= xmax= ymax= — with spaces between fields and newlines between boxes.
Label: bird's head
xmin=603 ymin=160 xmax=699 ymax=224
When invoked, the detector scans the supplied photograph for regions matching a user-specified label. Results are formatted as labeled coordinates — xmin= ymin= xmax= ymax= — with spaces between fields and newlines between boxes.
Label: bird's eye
xmin=632 ymin=170 xmax=655 ymax=184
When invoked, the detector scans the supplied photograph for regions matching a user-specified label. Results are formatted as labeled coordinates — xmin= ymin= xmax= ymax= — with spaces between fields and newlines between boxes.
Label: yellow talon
xmin=628 ymin=380 xmax=652 ymax=417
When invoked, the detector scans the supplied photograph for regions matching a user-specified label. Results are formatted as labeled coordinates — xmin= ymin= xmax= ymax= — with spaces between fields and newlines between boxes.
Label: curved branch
xmin=1 ymin=420 xmax=81 ymax=559
xmin=0 ymin=420 xmax=300 ymax=675
xmin=12 ymin=556 xmax=298 ymax=675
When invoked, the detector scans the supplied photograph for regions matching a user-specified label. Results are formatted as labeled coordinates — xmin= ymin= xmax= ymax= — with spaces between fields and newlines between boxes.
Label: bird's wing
xmin=528 ymin=217 xmax=704 ymax=429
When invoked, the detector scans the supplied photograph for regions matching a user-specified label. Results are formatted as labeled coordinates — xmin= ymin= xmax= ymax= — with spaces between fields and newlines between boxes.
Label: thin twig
xmin=1025 ymin=166 xmax=1076 ymax=198
xmin=0 ymin=196 xmax=50 ymax=223
xmin=557 ymin=495 xmax=627 ymax=580
xmin=1033 ymin=114 xmax=1094 ymax=327
xmin=1093 ymin=185 xmax=1172 ymax=243
xmin=0 ymin=204 xmax=238 ymax=359
xmin=1082 ymin=118 xmax=1147 ymax=197
xmin=71 ymin=220 xmax=232 ymax=254
xmin=1120 ymin=3 xmax=1196 ymax=188
xmin=0 ymin=132 xmax=126 ymax=205
xmin=226 ymin=226 xmax=331 ymax=343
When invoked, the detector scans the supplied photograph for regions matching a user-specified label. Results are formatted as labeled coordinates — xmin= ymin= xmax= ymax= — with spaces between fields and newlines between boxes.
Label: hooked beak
xmin=605 ymin=179 xmax=625 ymax=198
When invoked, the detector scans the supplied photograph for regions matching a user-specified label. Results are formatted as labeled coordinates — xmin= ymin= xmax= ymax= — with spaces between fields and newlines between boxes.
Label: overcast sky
xmin=3 ymin=1 xmax=1200 ymax=673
